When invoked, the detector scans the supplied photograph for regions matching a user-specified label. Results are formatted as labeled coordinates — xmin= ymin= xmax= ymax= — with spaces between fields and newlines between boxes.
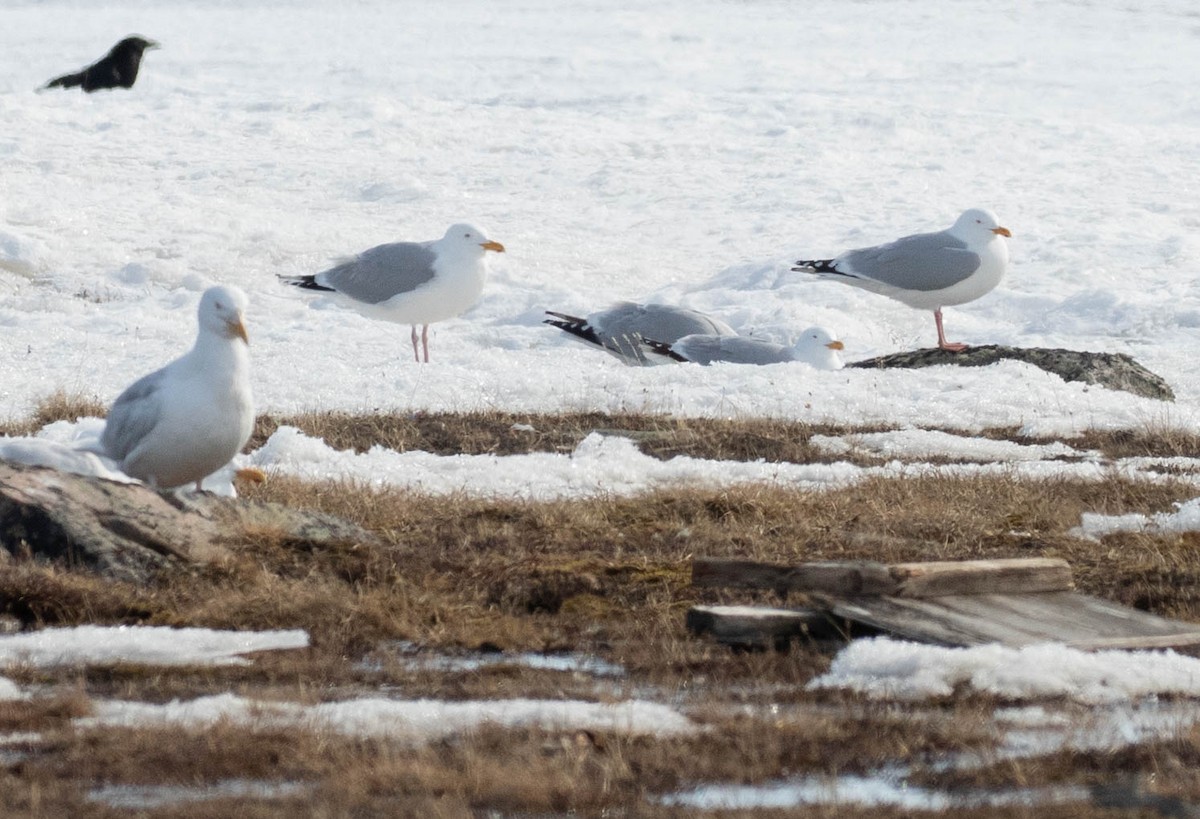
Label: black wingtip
xmin=642 ymin=338 xmax=688 ymax=363
xmin=278 ymin=274 xmax=336 ymax=293
xmin=792 ymin=259 xmax=839 ymax=274
xmin=543 ymin=311 xmax=605 ymax=347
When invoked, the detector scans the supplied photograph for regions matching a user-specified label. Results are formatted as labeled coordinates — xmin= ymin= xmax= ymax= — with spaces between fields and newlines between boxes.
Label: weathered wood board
xmin=688 ymin=557 xmax=1200 ymax=650
xmin=829 ymin=592 xmax=1200 ymax=650
xmin=692 ymin=557 xmax=1073 ymax=599
xmin=685 ymin=605 xmax=831 ymax=648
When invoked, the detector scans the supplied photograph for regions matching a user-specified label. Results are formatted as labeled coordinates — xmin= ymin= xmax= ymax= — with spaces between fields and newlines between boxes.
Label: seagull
xmin=42 ymin=36 xmax=160 ymax=93
xmin=279 ymin=223 xmax=504 ymax=363
xmin=641 ymin=326 xmax=845 ymax=369
xmin=96 ymin=286 xmax=254 ymax=491
xmin=792 ymin=208 xmax=1011 ymax=352
xmin=544 ymin=302 xmax=737 ymax=366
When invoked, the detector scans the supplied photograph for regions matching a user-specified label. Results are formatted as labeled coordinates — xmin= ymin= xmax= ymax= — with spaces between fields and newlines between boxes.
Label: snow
xmin=88 ymin=780 xmax=310 ymax=811
xmin=663 ymin=774 xmax=1089 ymax=812
xmin=0 ymin=0 xmax=1197 ymax=443
xmin=0 ymin=625 xmax=309 ymax=668
xmin=2 ymin=0 xmax=1200 ymax=777
xmin=84 ymin=693 xmax=694 ymax=741
xmin=1072 ymin=497 xmax=1200 ymax=540
xmin=810 ymin=428 xmax=1089 ymax=463
xmin=809 ymin=637 xmax=1200 ymax=704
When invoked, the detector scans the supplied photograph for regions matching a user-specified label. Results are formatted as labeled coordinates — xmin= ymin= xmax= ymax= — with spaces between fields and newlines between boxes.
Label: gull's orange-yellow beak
xmin=826 ymin=340 xmax=845 ymax=351
xmin=228 ymin=317 xmax=249 ymax=344
xmin=992 ymin=226 xmax=1012 ymax=237
xmin=481 ymin=240 xmax=506 ymax=253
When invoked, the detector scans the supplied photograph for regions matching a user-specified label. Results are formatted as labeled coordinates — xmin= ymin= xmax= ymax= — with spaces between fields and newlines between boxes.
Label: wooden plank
xmin=829 ymin=591 xmax=1200 ymax=649
xmin=692 ymin=559 xmax=896 ymax=596
xmin=888 ymin=558 xmax=1073 ymax=598
xmin=685 ymin=605 xmax=832 ymax=647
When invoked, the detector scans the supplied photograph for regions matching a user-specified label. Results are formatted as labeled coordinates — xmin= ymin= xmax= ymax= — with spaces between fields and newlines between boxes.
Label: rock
xmin=847 ymin=345 xmax=1174 ymax=402
xmin=0 ymin=462 xmax=376 ymax=585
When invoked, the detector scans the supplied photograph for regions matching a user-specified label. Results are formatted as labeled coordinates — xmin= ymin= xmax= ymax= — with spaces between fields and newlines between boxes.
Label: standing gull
xmin=642 ymin=326 xmax=845 ymax=369
xmin=792 ymin=208 xmax=1011 ymax=352
xmin=280 ymin=223 xmax=504 ymax=363
xmin=97 ymin=286 xmax=254 ymax=491
xmin=544 ymin=302 xmax=737 ymax=366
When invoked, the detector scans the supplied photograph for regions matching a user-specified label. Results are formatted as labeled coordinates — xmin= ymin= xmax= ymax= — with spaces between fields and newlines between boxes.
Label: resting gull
xmin=642 ymin=326 xmax=845 ymax=369
xmin=279 ymin=223 xmax=504 ymax=363
xmin=544 ymin=302 xmax=737 ymax=366
xmin=792 ymin=208 xmax=1011 ymax=351
xmin=96 ymin=285 xmax=254 ymax=491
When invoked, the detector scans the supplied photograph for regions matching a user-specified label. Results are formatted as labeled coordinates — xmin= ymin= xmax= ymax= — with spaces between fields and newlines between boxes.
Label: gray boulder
xmin=847 ymin=345 xmax=1174 ymax=402
xmin=0 ymin=462 xmax=375 ymax=585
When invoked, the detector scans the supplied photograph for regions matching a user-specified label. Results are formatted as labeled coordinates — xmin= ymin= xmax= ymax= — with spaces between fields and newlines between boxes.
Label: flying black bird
xmin=42 ymin=36 xmax=160 ymax=93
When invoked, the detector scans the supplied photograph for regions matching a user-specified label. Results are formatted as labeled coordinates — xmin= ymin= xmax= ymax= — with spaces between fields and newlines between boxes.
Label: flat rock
xmin=847 ymin=345 xmax=1174 ymax=402
xmin=0 ymin=462 xmax=377 ymax=585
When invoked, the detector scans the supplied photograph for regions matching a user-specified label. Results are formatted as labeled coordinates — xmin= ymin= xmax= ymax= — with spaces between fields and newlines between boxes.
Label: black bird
xmin=42 ymin=36 xmax=160 ymax=93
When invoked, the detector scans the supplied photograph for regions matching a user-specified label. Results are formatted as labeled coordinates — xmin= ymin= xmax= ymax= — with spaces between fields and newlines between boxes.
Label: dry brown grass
xmin=5 ymin=405 xmax=1200 ymax=815
xmin=0 ymin=389 xmax=107 ymax=437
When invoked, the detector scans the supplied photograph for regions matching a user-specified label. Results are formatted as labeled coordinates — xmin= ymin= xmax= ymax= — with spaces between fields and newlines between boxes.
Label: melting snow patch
xmin=808 ymin=637 xmax=1200 ymax=703
xmin=810 ymin=428 xmax=1089 ymax=463
xmin=84 ymin=693 xmax=693 ymax=741
xmin=662 ymin=773 xmax=1089 ymax=811
xmin=1072 ymin=497 xmax=1200 ymax=540
xmin=245 ymin=426 xmax=1199 ymax=499
xmin=87 ymin=780 xmax=310 ymax=810
xmin=0 ymin=626 xmax=309 ymax=668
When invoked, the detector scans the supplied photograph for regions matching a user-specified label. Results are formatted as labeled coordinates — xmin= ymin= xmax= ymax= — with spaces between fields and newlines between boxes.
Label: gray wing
xmin=837 ymin=231 xmax=980 ymax=292
xmin=597 ymin=303 xmax=736 ymax=344
xmin=99 ymin=369 xmax=167 ymax=461
xmin=317 ymin=241 xmax=439 ymax=305
xmin=675 ymin=335 xmax=790 ymax=366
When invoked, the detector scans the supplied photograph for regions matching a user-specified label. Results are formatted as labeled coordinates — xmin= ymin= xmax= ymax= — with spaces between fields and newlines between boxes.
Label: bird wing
xmin=99 ymin=369 xmax=167 ymax=461
xmin=600 ymin=304 xmax=736 ymax=343
xmin=83 ymin=61 xmax=123 ymax=91
xmin=834 ymin=231 xmax=981 ymax=292
xmin=316 ymin=242 xmax=439 ymax=305
xmin=676 ymin=335 xmax=790 ymax=365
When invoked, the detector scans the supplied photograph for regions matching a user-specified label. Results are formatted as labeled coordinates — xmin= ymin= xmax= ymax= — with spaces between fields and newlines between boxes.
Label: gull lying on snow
xmin=544 ymin=302 xmax=737 ymax=366
xmin=792 ymin=208 xmax=1011 ymax=352
xmin=641 ymin=326 xmax=845 ymax=369
xmin=94 ymin=286 xmax=254 ymax=491
xmin=280 ymin=223 xmax=505 ymax=363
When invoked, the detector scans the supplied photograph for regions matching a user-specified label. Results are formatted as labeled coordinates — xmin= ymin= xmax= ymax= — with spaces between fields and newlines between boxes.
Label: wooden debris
xmin=687 ymin=556 xmax=1200 ymax=650
xmin=692 ymin=558 xmax=896 ymax=596
xmin=889 ymin=557 xmax=1073 ymax=597
xmin=685 ymin=605 xmax=832 ymax=648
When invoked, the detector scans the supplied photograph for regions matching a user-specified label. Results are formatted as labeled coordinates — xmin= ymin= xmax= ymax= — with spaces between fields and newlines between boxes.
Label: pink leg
xmin=421 ymin=324 xmax=430 ymax=363
xmin=934 ymin=309 xmax=967 ymax=352
xmin=195 ymin=480 xmax=203 ymax=492
xmin=410 ymin=326 xmax=420 ymax=362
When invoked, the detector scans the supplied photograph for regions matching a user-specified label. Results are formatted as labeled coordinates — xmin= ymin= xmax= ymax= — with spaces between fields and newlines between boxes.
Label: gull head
xmin=443 ymin=223 xmax=505 ymax=255
xmin=953 ymin=208 xmax=1012 ymax=241
xmin=199 ymin=285 xmax=250 ymax=344
xmin=793 ymin=326 xmax=845 ymax=369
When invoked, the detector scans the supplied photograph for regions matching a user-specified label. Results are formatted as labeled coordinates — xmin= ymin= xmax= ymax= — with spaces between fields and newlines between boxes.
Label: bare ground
xmin=2 ymin=398 xmax=1200 ymax=816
